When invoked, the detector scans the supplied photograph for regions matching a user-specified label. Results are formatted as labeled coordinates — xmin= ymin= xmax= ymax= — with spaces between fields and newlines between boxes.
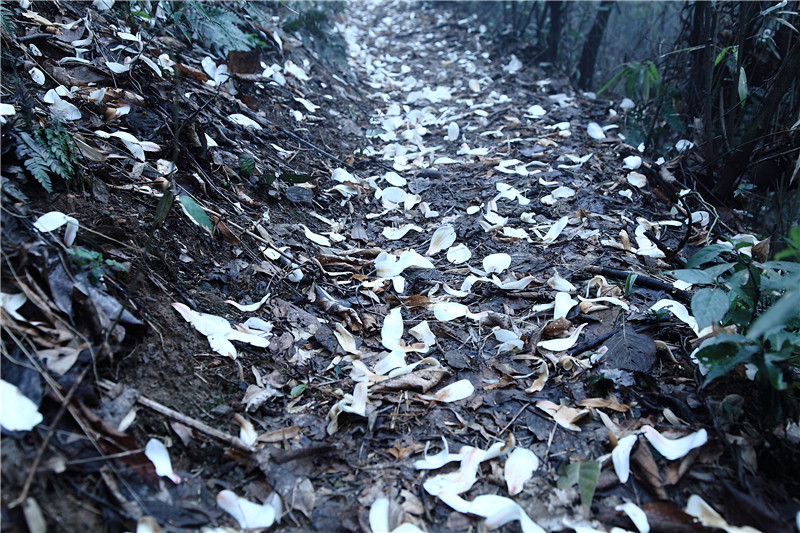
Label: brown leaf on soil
xmin=632 ymin=436 xmax=667 ymax=499
xmin=374 ymin=367 xmax=448 ymax=394
xmin=578 ymin=397 xmax=631 ymax=412
xmin=386 ymin=442 xmax=425 ymax=459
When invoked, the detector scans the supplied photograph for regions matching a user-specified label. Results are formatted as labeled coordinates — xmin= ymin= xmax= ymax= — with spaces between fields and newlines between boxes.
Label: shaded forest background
xmin=445 ymin=0 xmax=800 ymax=240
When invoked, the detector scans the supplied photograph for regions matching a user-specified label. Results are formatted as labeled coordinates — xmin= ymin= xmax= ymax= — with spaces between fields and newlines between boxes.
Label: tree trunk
xmin=547 ymin=1 xmax=564 ymax=63
xmin=576 ymin=1 xmax=614 ymax=91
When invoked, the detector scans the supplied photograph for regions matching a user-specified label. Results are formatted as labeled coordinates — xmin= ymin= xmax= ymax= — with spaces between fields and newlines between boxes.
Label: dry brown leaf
xmin=578 ymin=398 xmax=631 ymax=413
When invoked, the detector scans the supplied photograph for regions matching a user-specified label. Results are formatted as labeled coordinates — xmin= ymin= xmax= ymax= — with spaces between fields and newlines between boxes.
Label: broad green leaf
xmin=557 ymin=461 xmax=601 ymax=508
xmin=697 ymin=342 xmax=758 ymax=388
xmin=178 ymin=195 xmax=213 ymax=235
xmin=692 ymin=288 xmax=730 ymax=330
xmin=761 ymin=261 xmax=800 ymax=273
xmin=703 ymin=262 xmax=735 ymax=279
xmin=714 ymin=48 xmax=727 ymax=67
xmin=154 ymin=188 xmax=175 ymax=227
xmin=290 ymin=384 xmax=307 ymax=397
xmin=685 ymin=244 xmax=729 ymax=268
xmin=671 ymin=269 xmax=714 ymax=284
xmin=747 ymin=290 xmax=800 ymax=340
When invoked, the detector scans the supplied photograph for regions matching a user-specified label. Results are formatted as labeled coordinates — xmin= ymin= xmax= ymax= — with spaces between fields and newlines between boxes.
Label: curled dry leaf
xmin=144 ymin=439 xmax=180 ymax=484
xmin=334 ymin=323 xmax=360 ymax=354
xmin=504 ymin=447 xmax=540 ymax=496
xmin=535 ymin=400 xmax=589 ymax=431
xmin=419 ymin=379 xmax=474 ymax=402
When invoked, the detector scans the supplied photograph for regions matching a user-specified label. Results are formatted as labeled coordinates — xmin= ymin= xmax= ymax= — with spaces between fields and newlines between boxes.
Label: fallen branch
xmin=585 ymin=266 xmax=692 ymax=304
xmin=98 ymin=381 xmax=253 ymax=453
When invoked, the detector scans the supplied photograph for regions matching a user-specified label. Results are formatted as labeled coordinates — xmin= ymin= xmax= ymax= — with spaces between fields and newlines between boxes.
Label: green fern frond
xmin=19 ymin=133 xmax=54 ymax=193
xmin=183 ymin=2 xmax=253 ymax=55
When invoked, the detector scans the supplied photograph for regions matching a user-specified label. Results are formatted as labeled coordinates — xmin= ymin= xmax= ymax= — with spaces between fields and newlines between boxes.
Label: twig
xmin=585 ymin=265 xmax=692 ymax=303
xmin=98 ymin=381 xmax=253 ymax=452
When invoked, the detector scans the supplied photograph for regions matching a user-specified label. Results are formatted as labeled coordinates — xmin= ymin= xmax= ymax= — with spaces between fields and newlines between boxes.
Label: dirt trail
xmin=2 ymin=1 xmax=797 ymax=532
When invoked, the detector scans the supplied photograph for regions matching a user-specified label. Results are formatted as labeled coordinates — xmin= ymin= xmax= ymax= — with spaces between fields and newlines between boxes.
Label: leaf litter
xmin=0 ymin=1 xmax=795 ymax=532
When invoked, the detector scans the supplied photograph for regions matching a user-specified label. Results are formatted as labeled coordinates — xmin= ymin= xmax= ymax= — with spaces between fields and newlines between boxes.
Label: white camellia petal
xmin=0 ymin=379 xmax=43 ymax=432
xmin=684 ymin=495 xmax=761 ymax=533
xmin=33 ymin=211 xmax=80 ymax=246
xmin=446 ymin=121 xmax=460 ymax=141
xmin=432 ymin=301 xmax=485 ymax=322
xmin=446 ymin=243 xmax=472 ymax=264
xmin=374 ymin=350 xmax=407 ymax=375
xmin=427 ymin=225 xmax=456 ymax=255
xmin=1 ymin=292 xmax=27 ymax=322
xmin=233 ymin=414 xmax=258 ymax=446
xmin=620 ymin=98 xmax=635 ymax=110
xmin=640 ymin=425 xmax=707 ymax=460
xmin=504 ymin=447 xmax=540 ymax=496
xmin=106 ymin=61 xmax=130 ymax=74
xmin=229 ymin=113 xmax=263 ymax=129
xmin=144 ymin=439 xmax=181 ymax=483
xmin=587 ymin=122 xmax=605 ymax=140
xmin=527 ymin=104 xmax=546 ymax=118
xmin=537 ymin=323 xmax=586 ymax=352
xmin=627 ymin=171 xmax=647 ymax=188
xmin=466 ymin=205 xmax=481 ymax=215
xmin=438 ymin=493 xmax=546 ymax=533
xmin=419 ymin=379 xmax=474 ymax=402
xmin=225 ymin=293 xmax=270 ymax=313
xmin=375 ymin=250 xmax=434 ymax=277
xmin=383 ymin=171 xmax=406 ymax=186
xmin=172 ymin=303 xmax=231 ymax=336
xmin=369 ymin=498 xmax=391 ymax=533
xmin=216 ymin=490 xmax=275 ymax=530
xmin=553 ymin=291 xmax=578 ymax=320
xmin=649 ymin=299 xmax=699 ymax=336
xmin=414 ymin=438 xmax=462 ymax=470
xmin=543 ymin=216 xmax=569 ymax=244
xmin=546 ymin=269 xmax=576 ymax=292
xmin=615 ymin=502 xmax=650 ymax=533
xmin=381 ymin=307 xmax=405 ymax=351
xmin=29 ymin=66 xmax=46 ymax=84
xmin=50 ymin=97 xmax=82 ymax=121
xmin=612 ymin=434 xmax=638 ymax=483
xmin=207 ymin=334 xmax=238 ymax=359
xmin=300 ymin=224 xmax=331 ymax=247
xmin=409 ymin=320 xmax=436 ymax=347
xmin=623 ymin=155 xmax=642 ymax=170
xmin=382 ymin=224 xmax=423 ymax=240
xmin=483 ymin=252 xmax=511 ymax=273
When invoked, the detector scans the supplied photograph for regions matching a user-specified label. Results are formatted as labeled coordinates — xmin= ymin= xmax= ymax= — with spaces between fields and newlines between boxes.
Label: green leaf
xmin=697 ymin=341 xmax=758 ymax=388
xmin=738 ymin=67 xmax=748 ymax=107
xmin=154 ymin=188 xmax=175 ymax=227
xmin=685 ymin=244 xmax=730 ymax=268
xmin=747 ymin=290 xmax=800 ymax=340
xmin=671 ymin=269 xmax=714 ymax=284
xmin=178 ymin=195 xmax=213 ymax=235
xmin=714 ymin=47 xmax=728 ymax=66
xmin=290 ymin=384 xmax=307 ymax=397
xmin=703 ymin=262 xmax=735 ymax=279
xmin=557 ymin=461 xmax=601 ymax=508
xmin=692 ymin=288 xmax=731 ymax=330
xmin=624 ymin=273 xmax=638 ymax=296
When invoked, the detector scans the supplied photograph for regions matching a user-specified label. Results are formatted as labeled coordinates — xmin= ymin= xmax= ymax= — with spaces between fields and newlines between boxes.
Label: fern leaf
xmin=19 ymin=139 xmax=54 ymax=193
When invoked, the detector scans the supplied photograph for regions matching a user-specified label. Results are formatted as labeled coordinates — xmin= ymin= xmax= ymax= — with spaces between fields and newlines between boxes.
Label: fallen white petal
xmin=369 ymin=498 xmax=391 ymax=533
xmin=216 ymin=490 xmax=275 ymax=529
xmin=537 ymin=323 xmax=586 ymax=352
xmin=446 ymin=243 xmax=472 ymax=264
xmin=427 ymin=225 xmax=456 ymax=255
xmin=504 ymin=447 xmax=540 ymax=496
xmin=623 ymin=155 xmax=642 ymax=170
xmin=0 ymin=379 xmax=43 ymax=432
xmin=300 ymin=224 xmax=331 ymax=247
xmin=615 ymin=502 xmax=650 ymax=533
xmin=483 ymin=252 xmax=511 ymax=273
xmin=172 ymin=303 xmax=231 ymax=337
xmin=382 ymin=224 xmax=423 ymax=240
xmin=684 ymin=495 xmax=761 ymax=533
xmin=543 ymin=216 xmax=569 ymax=244
xmin=229 ymin=113 xmax=263 ymax=130
xmin=627 ymin=171 xmax=647 ymax=188
xmin=144 ymin=439 xmax=181 ymax=483
xmin=409 ymin=320 xmax=436 ymax=347
xmin=640 ymin=425 xmax=707 ymax=460
xmin=233 ymin=414 xmax=258 ymax=447
xmin=587 ymin=122 xmax=605 ymax=140
xmin=225 ymin=293 xmax=270 ymax=313
xmin=419 ymin=379 xmax=474 ymax=402
xmin=334 ymin=323 xmax=360 ymax=354
xmin=33 ymin=211 xmax=80 ymax=246
xmin=553 ymin=291 xmax=578 ymax=320
xmin=546 ymin=269 xmax=576 ymax=292
xmin=612 ymin=434 xmax=638 ymax=483
xmin=649 ymin=299 xmax=699 ymax=336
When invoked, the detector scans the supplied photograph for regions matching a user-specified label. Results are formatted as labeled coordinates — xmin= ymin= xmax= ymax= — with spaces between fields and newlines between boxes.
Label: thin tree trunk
xmin=576 ymin=1 xmax=614 ymax=91
xmin=547 ymin=1 xmax=564 ymax=63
